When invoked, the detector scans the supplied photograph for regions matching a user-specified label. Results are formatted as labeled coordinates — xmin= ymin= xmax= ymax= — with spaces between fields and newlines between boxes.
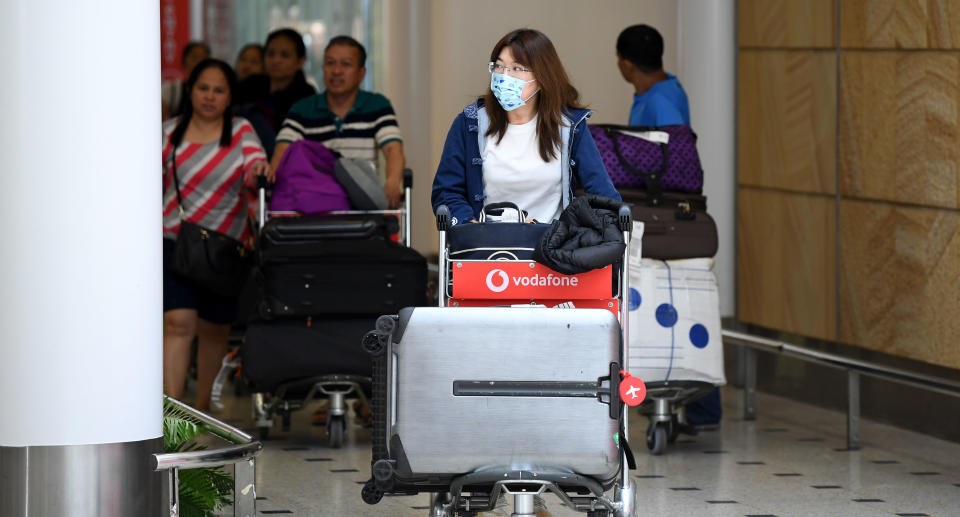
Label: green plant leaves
xmin=163 ymin=398 xmax=234 ymax=517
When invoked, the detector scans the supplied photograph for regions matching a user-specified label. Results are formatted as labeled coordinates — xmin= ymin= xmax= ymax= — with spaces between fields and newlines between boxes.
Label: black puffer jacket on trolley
xmin=533 ymin=195 xmax=625 ymax=275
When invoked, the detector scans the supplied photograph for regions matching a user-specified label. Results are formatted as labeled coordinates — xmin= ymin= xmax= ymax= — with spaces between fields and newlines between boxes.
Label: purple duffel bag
xmin=589 ymin=124 xmax=703 ymax=194
xmin=270 ymin=140 xmax=351 ymax=214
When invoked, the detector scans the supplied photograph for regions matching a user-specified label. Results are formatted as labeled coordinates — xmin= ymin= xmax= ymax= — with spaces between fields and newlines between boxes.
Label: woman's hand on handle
xmin=251 ymin=161 xmax=274 ymax=183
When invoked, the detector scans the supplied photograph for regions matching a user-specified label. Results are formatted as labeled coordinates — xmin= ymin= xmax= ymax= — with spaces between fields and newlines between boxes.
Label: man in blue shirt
xmin=616 ymin=24 xmax=690 ymax=127
xmin=616 ymin=24 xmax=721 ymax=434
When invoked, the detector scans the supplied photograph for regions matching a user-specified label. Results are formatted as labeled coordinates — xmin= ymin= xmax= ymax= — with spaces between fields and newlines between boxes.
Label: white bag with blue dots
xmin=627 ymin=256 xmax=726 ymax=385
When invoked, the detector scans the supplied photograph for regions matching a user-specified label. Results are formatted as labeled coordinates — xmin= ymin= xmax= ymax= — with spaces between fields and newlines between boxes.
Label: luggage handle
xmin=479 ymin=202 xmax=526 ymax=223
xmin=451 ymin=362 xmax=623 ymax=421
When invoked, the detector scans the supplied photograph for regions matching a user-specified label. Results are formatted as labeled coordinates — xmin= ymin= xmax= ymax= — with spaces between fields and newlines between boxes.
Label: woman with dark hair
xmin=162 ymin=58 xmax=271 ymax=411
xmin=431 ymin=28 xmax=619 ymax=225
xmin=162 ymin=41 xmax=211 ymax=120
xmin=235 ymin=28 xmax=317 ymax=156
xmin=235 ymin=43 xmax=264 ymax=82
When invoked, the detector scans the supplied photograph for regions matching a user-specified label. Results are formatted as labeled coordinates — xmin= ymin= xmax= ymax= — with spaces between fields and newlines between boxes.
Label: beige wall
xmin=737 ymin=0 xmax=960 ymax=370
xmin=380 ymin=0 xmax=679 ymax=253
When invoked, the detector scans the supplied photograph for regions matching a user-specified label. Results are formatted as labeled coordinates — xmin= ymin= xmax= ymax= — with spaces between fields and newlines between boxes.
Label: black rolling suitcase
xmin=261 ymin=213 xmax=398 ymax=245
xmin=243 ymin=316 xmax=376 ymax=392
xmin=258 ymin=237 xmax=427 ymax=318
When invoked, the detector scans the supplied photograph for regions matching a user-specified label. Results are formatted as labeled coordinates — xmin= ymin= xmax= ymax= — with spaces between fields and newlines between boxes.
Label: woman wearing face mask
xmin=431 ymin=28 xmax=619 ymax=226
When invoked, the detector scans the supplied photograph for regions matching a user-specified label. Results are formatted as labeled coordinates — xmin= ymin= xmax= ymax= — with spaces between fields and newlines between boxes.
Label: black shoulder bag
xmin=170 ymin=147 xmax=251 ymax=296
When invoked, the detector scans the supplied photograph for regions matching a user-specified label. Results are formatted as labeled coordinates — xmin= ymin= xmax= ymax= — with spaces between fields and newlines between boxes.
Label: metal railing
xmin=723 ymin=329 xmax=960 ymax=450
xmin=153 ymin=397 xmax=263 ymax=517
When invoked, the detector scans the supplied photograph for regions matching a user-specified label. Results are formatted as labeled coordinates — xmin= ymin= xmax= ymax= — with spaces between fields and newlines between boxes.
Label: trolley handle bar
xmin=436 ymin=204 xmax=450 ymax=231
xmin=618 ymin=204 xmax=632 ymax=231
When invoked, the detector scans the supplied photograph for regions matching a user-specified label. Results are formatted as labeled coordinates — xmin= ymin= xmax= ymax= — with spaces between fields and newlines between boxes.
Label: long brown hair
xmin=484 ymin=29 xmax=585 ymax=162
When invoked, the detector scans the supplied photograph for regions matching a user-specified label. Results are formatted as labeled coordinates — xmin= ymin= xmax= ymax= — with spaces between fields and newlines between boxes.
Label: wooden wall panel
xmin=840 ymin=0 xmax=960 ymax=49
xmin=839 ymin=199 xmax=960 ymax=369
xmin=739 ymin=0 xmax=836 ymax=48
xmin=739 ymin=51 xmax=837 ymax=194
xmin=839 ymin=52 xmax=960 ymax=209
xmin=738 ymin=188 xmax=837 ymax=340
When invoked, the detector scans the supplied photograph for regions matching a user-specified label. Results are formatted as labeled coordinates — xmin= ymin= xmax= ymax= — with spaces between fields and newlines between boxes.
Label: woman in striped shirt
xmin=162 ymin=58 xmax=271 ymax=411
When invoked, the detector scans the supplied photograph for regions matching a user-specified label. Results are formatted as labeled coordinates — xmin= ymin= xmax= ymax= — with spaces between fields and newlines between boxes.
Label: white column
xmin=0 ymin=3 xmax=162 ymax=513
xmin=677 ymin=0 xmax=737 ymax=317
xmin=0 ymin=0 xmax=162 ymax=449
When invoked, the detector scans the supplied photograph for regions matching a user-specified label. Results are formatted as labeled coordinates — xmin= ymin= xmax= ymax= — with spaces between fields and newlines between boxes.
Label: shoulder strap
xmin=170 ymin=146 xmax=186 ymax=220
xmin=605 ymin=127 xmax=667 ymax=207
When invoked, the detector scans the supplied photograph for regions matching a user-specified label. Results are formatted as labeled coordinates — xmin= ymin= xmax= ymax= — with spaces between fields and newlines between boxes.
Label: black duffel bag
xmin=447 ymin=202 xmax=550 ymax=261
xmin=620 ymin=188 xmax=718 ymax=260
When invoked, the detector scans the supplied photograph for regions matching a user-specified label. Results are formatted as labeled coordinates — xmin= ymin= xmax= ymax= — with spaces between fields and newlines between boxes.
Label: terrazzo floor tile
xmin=199 ymin=384 xmax=960 ymax=517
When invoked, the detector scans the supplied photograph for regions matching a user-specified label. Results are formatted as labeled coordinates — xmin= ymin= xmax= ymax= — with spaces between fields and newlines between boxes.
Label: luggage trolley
xmin=361 ymin=203 xmax=639 ymax=517
xmin=242 ymin=170 xmax=424 ymax=446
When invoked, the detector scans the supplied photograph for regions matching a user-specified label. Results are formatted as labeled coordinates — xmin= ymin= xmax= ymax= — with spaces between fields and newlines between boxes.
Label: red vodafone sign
xmin=452 ymin=262 xmax=612 ymax=300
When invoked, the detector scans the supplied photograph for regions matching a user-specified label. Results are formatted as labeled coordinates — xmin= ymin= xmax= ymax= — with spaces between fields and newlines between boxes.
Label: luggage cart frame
xmin=231 ymin=171 xmax=414 ymax=446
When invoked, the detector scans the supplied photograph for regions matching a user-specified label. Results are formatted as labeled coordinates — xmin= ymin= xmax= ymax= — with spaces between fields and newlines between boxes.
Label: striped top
xmin=275 ymin=90 xmax=403 ymax=164
xmin=162 ymin=117 xmax=267 ymax=242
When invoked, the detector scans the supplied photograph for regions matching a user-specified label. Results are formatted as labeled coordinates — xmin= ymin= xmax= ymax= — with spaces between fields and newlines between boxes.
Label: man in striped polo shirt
xmin=270 ymin=35 xmax=406 ymax=208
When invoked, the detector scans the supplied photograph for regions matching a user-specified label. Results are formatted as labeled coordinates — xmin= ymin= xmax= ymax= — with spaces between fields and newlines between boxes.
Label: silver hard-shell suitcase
xmin=382 ymin=306 xmax=621 ymax=479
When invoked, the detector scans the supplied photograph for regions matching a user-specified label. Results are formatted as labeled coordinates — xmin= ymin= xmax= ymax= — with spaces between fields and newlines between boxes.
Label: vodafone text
xmin=485 ymin=268 xmax=579 ymax=292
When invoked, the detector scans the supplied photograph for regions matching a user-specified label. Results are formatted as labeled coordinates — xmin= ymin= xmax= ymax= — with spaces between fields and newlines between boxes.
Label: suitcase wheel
xmin=375 ymin=315 xmax=397 ymax=334
xmin=372 ymin=459 xmax=395 ymax=483
xmin=361 ymin=479 xmax=383 ymax=505
xmin=362 ymin=331 xmax=386 ymax=356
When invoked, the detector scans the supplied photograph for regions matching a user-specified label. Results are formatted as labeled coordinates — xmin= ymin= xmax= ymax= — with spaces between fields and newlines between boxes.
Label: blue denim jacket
xmin=431 ymin=99 xmax=620 ymax=225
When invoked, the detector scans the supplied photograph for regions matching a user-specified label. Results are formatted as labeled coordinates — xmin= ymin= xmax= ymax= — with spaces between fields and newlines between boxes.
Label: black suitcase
xmin=243 ymin=316 xmax=376 ymax=392
xmin=259 ymin=239 xmax=427 ymax=317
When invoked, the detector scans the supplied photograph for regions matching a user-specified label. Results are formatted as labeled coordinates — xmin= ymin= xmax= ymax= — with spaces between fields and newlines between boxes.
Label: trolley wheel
xmin=646 ymin=423 xmax=667 ymax=455
xmin=258 ymin=426 xmax=270 ymax=441
xmin=361 ymin=479 xmax=383 ymax=505
xmin=668 ymin=415 xmax=680 ymax=443
xmin=328 ymin=415 xmax=346 ymax=448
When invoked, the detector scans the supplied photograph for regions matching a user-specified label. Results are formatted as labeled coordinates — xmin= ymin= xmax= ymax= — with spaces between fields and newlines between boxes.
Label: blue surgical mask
xmin=490 ymin=72 xmax=538 ymax=111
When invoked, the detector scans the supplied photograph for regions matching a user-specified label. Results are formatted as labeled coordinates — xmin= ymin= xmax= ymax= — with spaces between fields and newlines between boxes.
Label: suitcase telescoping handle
xmin=451 ymin=363 xmax=624 ymax=420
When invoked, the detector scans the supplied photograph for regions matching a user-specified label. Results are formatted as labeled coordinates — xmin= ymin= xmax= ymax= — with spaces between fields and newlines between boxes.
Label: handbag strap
xmin=170 ymin=146 xmax=187 ymax=220
xmin=605 ymin=127 xmax=667 ymax=207
xmin=170 ymin=142 xmax=258 ymax=247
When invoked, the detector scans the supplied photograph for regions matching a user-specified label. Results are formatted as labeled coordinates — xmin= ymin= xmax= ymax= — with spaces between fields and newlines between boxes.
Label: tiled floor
xmin=209 ymin=384 xmax=960 ymax=517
